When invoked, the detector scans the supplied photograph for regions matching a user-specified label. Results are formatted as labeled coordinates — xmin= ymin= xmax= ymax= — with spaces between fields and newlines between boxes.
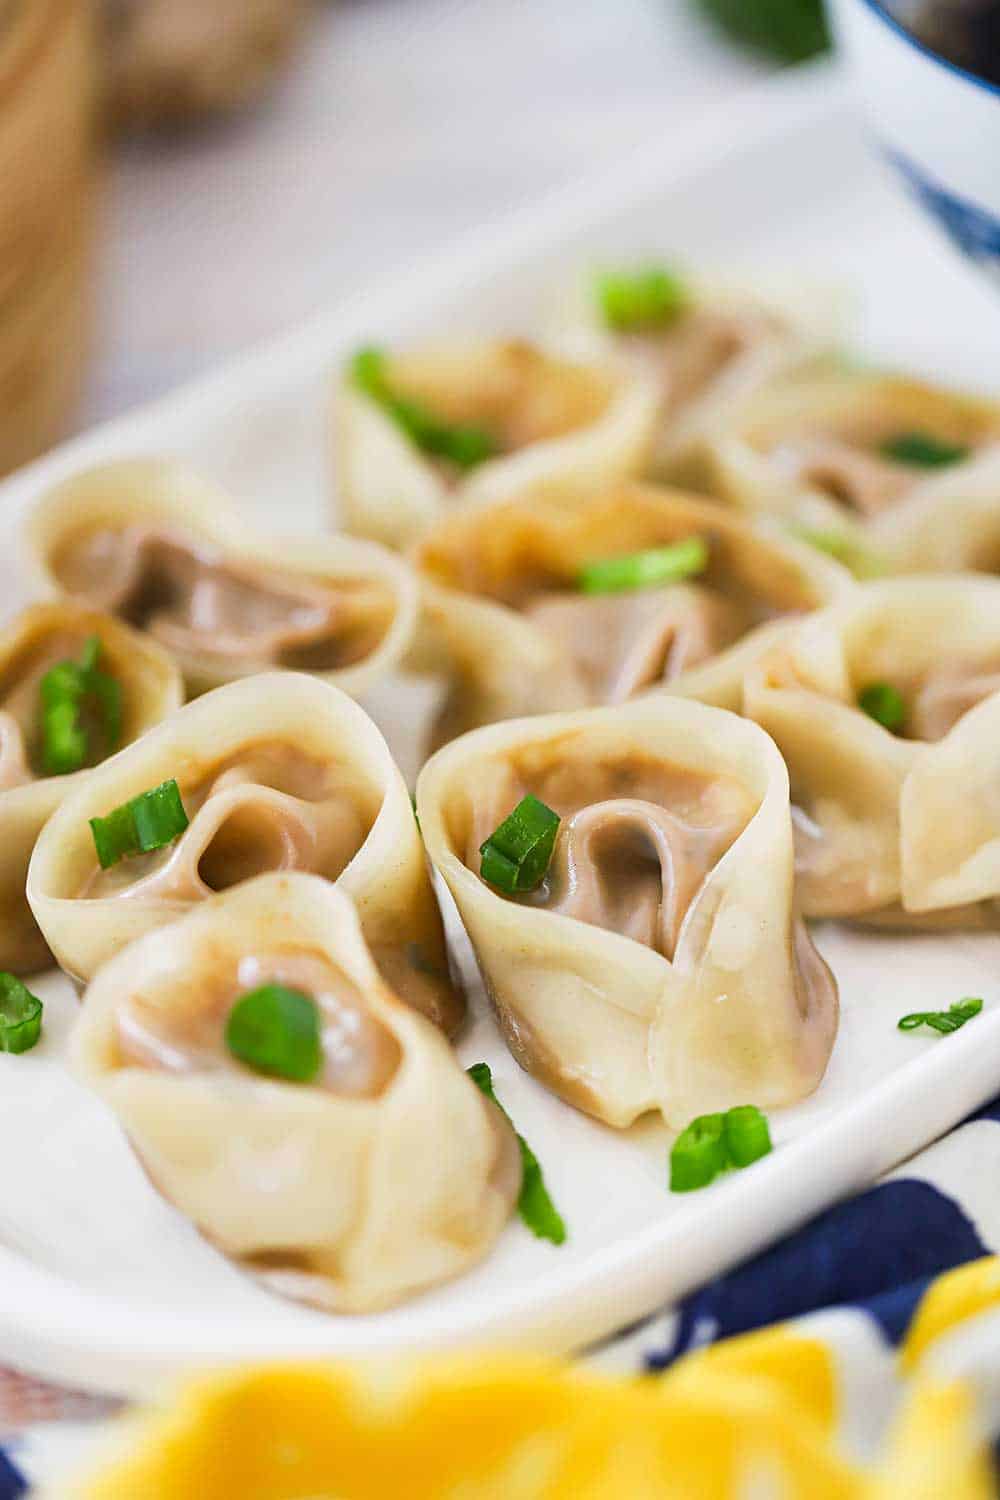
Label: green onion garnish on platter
xmin=596 ymin=265 xmax=688 ymax=333
xmin=479 ymin=794 xmax=560 ymax=896
xmin=723 ymin=1103 xmax=773 ymax=1168
xmin=38 ymin=635 xmax=121 ymax=777
xmin=898 ymin=997 xmax=983 ymax=1036
xmin=578 ymin=536 xmax=709 ymax=596
xmin=857 ymin=681 xmax=906 ymax=733
xmin=89 ymin=778 xmax=189 ymax=870
xmin=225 ymin=984 xmax=323 ymax=1082
xmin=467 ymin=1061 xmax=566 ymax=1245
xmin=670 ymin=1104 xmax=773 ymax=1192
xmin=350 ymin=346 xmax=498 ymax=471
xmin=880 ymin=431 xmax=971 ymax=468
xmin=670 ymin=1112 xmax=728 ymax=1192
xmin=0 ymin=973 xmax=43 ymax=1054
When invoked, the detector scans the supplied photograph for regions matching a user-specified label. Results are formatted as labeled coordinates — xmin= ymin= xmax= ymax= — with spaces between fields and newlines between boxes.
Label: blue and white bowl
xmin=830 ymin=0 xmax=1000 ymax=287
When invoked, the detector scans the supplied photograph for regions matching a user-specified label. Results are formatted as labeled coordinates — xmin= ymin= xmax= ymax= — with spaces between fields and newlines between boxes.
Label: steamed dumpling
xmin=552 ymin=267 xmax=846 ymax=487
xmin=334 ymin=339 xmax=658 ymax=548
xmin=28 ymin=672 xmax=462 ymax=1032
xmin=0 ymin=603 xmax=182 ymax=972
xmin=706 ymin=371 xmax=1000 ymax=573
xmin=417 ymin=698 xmax=837 ymax=1128
xmin=25 ymin=459 xmax=419 ymax=699
xmin=414 ymin=483 xmax=853 ymax=720
xmin=740 ymin=578 xmax=1000 ymax=924
xmin=73 ymin=874 xmax=519 ymax=1312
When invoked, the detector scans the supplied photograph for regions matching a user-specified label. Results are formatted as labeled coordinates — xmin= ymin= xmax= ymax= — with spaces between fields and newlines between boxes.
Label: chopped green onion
xmin=350 ymin=345 xmax=498 ymax=470
xmin=578 ymin=536 xmax=709 ymax=595
xmin=670 ymin=1113 xmax=728 ymax=1192
xmin=468 ymin=1061 xmax=566 ymax=1244
xmin=0 ymin=973 xmax=42 ymax=1054
xmin=596 ymin=265 xmax=689 ymax=333
xmin=723 ymin=1104 xmax=773 ymax=1168
xmin=880 ymin=431 xmax=971 ymax=468
xmin=479 ymin=794 xmax=560 ymax=895
xmin=898 ymin=997 xmax=983 ymax=1035
xmin=670 ymin=1104 xmax=774 ymax=1191
xmin=89 ymin=778 xmax=189 ymax=869
xmin=786 ymin=523 xmax=885 ymax=580
xmin=41 ymin=700 xmax=88 ymax=778
xmin=858 ymin=681 xmax=905 ymax=733
xmin=350 ymin=345 xmax=388 ymax=399
xmin=38 ymin=635 xmax=122 ymax=778
xmin=225 ymin=984 xmax=322 ymax=1082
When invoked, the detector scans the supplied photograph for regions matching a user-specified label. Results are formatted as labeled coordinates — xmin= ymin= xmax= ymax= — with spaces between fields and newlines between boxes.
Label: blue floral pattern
xmin=888 ymin=147 xmax=1000 ymax=269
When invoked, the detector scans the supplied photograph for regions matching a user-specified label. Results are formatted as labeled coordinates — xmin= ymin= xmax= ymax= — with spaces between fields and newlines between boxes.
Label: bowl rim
xmin=855 ymin=0 xmax=1000 ymax=102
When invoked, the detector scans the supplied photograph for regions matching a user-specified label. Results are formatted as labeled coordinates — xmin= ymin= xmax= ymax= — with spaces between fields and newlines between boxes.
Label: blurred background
xmin=2 ymin=0 xmax=841 ymax=475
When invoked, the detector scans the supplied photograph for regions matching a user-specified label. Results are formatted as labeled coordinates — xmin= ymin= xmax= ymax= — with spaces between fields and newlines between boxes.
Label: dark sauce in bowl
xmin=890 ymin=0 xmax=1000 ymax=85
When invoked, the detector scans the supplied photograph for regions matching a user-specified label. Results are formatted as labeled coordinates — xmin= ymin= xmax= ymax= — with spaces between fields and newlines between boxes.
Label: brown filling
xmin=81 ymin=741 xmax=371 ymax=903
xmin=52 ymin=526 xmax=393 ymax=671
xmin=0 ymin=630 xmax=121 ymax=787
xmin=770 ymin=437 xmax=917 ymax=518
xmin=467 ymin=751 xmax=756 ymax=960
xmin=616 ymin=305 xmax=783 ymax=418
xmin=902 ymin=659 xmax=1000 ymax=743
xmin=386 ymin=340 xmax=613 ymax=454
xmin=523 ymin=584 xmax=754 ymax=702
xmin=116 ymin=949 xmax=402 ymax=1099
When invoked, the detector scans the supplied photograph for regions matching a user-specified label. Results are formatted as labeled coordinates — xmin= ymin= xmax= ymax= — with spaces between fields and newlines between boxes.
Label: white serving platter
xmin=3 ymin=64 xmax=1000 ymax=1401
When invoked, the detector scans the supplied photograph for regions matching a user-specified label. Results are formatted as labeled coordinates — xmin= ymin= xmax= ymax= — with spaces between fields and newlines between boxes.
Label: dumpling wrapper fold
xmin=739 ymin=578 xmax=1000 ymax=924
xmin=705 ymin=371 xmax=1000 ymax=574
xmin=0 ymin=603 xmax=182 ymax=972
xmin=28 ymin=671 xmax=462 ymax=1033
xmin=413 ymin=483 xmax=853 ymax=726
xmin=73 ymin=873 xmax=519 ymax=1313
xmin=25 ymin=458 xmax=419 ymax=700
xmin=334 ymin=338 xmax=659 ymax=549
xmin=417 ymin=698 xmax=837 ymax=1128
xmin=551 ymin=272 xmax=847 ymax=487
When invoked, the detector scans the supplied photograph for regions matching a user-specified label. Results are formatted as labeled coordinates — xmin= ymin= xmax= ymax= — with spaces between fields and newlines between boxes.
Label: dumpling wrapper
xmin=417 ymin=698 xmax=837 ymax=1128
xmin=28 ymin=671 xmax=462 ymax=1033
xmin=25 ymin=458 xmax=419 ymax=700
xmin=740 ymin=577 xmax=1000 ymax=924
xmin=551 ymin=271 xmax=847 ymax=488
xmin=0 ymin=603 xmax=182 ymax=973
xmin=73 ymin=873 xmax=519 ymax=1313
xmin=413 ymin=482 xmax=853 ymax=724
xmin=334 ymin=338 xmax=659 ymax=549
xmin=705 ymin=371 xmax=1000 ymax=573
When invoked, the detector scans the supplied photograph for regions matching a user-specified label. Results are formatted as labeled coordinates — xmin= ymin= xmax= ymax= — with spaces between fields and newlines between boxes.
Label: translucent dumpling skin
xmin=418 ymin=698 xmax=837 ymax=1127
xmin=74 ymin=875 xmax=519 ymax=1313
xmin=28 ymin=673 xmax=464 ymax=1034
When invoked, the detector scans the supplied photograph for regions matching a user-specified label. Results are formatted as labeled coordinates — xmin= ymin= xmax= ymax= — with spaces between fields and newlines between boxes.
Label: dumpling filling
xmin=770 ymin=436 xmax=916 ymax=518
xmin=523 ymin=583 xmax=754 ymax=703
xmin=380 ymin=340 xmax=615 ymax=487
xmin=52 ymin=525 xmax=394 ymax=671
xmin=884 ymin=659 xmax=1000 ymax=744
xmin=0 ymin=630 xmax=121 ymax=787
xmin=80 ymin=742 xmax=370 ymax=904
xmin=117 ymin=950 xmax=402 ymax=1099
xmin=468 ymin=752 xmax=756 ymax=961
xmin=633 ymin=304 xmax=785 ymax=419
xmin=751 ymin=393 xmax=991 ymax=518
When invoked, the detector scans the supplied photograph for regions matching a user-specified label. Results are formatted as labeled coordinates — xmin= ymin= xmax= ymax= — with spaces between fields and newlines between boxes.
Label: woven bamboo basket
xmin=0 ymin=0 xmax=96 ymax=477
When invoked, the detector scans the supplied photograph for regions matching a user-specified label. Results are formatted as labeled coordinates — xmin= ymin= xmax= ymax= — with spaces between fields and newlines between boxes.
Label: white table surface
xmin=80 ymin=0 xmax=768 ymax=429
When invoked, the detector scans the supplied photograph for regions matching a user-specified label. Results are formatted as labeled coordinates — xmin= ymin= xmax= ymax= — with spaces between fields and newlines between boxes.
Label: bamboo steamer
xmin=0 ymin=0 xmax=96 ymax=476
